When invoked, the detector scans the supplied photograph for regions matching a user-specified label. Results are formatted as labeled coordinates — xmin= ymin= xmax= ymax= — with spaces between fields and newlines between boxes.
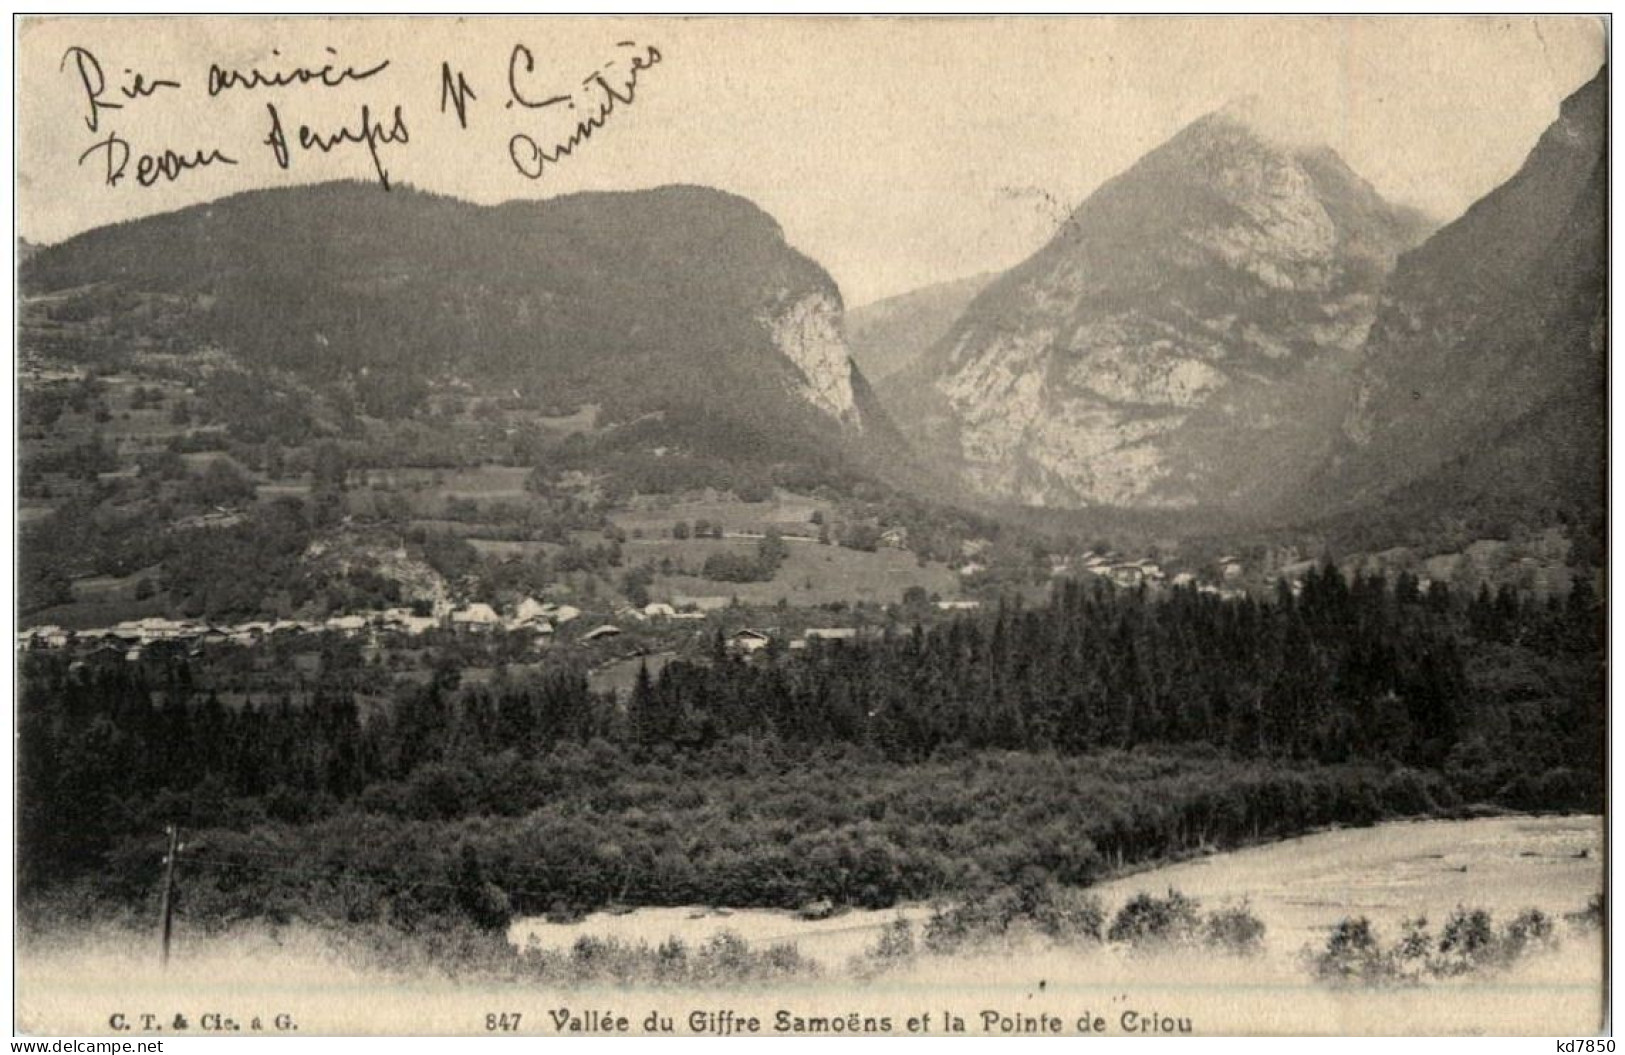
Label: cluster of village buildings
xmin=707 ymin=625 xmax=891 ymax=656
xmin=16 ymin=597 xmax=589 ymax=659
xmin=954 ymin=546 xmax=1257 ymax=599
xmin=582 ymin=601 xmax=984 ymax=656
xmin=1074 ymin=553 xmax=1253 ymax=597
xmin=22 ymin=547 xmax=1287 ymax=664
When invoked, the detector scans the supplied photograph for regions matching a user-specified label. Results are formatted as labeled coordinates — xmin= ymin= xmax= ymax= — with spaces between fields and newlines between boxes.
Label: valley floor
xmin=17 ymin=815 xmax=1603 ymax=1037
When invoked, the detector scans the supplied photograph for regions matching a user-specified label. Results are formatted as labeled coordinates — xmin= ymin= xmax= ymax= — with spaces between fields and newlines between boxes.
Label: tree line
xmin=17 ymin=567 xmax=1603 ymax=927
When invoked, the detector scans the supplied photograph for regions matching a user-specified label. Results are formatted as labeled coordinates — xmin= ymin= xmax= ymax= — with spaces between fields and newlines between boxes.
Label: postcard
xmin=13 ymin=14 xmax=1608 ymax=1038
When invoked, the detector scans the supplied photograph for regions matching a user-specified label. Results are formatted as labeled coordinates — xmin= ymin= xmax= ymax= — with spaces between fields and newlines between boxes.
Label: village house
xmin=105 ymin=625 xmax=143 ymax=646
xmin=325 ymin=614 xmax=369 ymax=637
xmin=805 ymin=627 xmax=859 ymax=641
xmin=380 ymin=608 xmax=439 ymax=636
xmin=117 ymin=617 xmax=189 ymax=644
xmin=450 ymin=603 xmax=502 ymax=631
xmin=402 ymin=615 xmax=439 ymax=635
xmin=510 ymin=597 xmax=551 ymax=628
xmin=643 ymin=602 xmax=678 ymax=619
xmin=879 ymin=527 xmax=909 ymax=550
xmin=728 ymin=628 xmax=772 ymax=655
xmin=790 ymin=626 xmax=867 ymax=651
xmin=19 ymin=625 xmax=72 ymax=650
xmin=1110 ymin=564 xmax=1145 ymax=588
xmin=501 ymin=599 xmax=555 ymax=643
xmin=934 ymin=599 xmax=982 ymax=611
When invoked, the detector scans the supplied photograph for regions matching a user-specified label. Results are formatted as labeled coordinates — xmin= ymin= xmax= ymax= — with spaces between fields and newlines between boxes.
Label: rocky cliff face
xmin=907 ymin=106 xmax=1432 ymax=512
xmin=763 ymin=291 xmax=862 ymax=427
xmin=1332 ymin=66 xmax=1606 ymax=486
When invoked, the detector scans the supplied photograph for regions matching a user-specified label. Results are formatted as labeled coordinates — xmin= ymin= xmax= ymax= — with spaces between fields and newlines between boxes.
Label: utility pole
xmin=158 ymin=824 xmax=179 ymax=969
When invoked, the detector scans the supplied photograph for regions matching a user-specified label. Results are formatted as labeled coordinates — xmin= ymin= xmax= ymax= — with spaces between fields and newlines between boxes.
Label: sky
xmin=15 ymin=15 xmax=1607 ymax=306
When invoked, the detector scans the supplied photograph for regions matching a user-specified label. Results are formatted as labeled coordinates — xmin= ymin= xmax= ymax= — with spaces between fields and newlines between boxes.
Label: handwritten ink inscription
xmin=263 ymin=103 xmax=410 ymax=189
xmin=77 ymin=133 xmax=238 ymax=189
xmin=53 ymin=38 xmax=663 ymax=194
xmin=207 ymin=47 xmax=391 ymax=96
xmin=60 ymin=44 xmax=181 ymax=132
xmin=505 ymin=41 xmax=663 ymax=180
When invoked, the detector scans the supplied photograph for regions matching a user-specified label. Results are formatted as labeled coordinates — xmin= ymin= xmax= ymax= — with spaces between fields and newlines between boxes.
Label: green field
xmin=644 ymin=537 xmax=960 ymax=607
xmin=342 ymin=466 xmax=540 ymax=518
xmin=611 ymin=489 xmax=824 ymax=538
xmin=71 ymin=564 xmax=161 ymax=601
xmin=22 ymin=596 xmax=175 ymax=631
xmin=257 ymin=481 xmax=313 ymax=499
xmin=620 ymin=535 xmax=758 ymax=561
xmin=466 ymin=539 xmax=563 ymax=559
xmin=357 ymin=465 xmax=534 ymax=499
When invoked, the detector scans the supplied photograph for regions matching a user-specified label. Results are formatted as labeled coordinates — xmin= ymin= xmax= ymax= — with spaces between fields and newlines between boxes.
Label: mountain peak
xmin=1197 ymin=95 xmax=1338 ymax=155
xmin=895 ymin=101 xmax=1433 ymax=514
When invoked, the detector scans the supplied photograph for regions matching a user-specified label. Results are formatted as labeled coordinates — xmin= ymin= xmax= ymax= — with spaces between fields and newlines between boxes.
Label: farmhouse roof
xmin=803 ymin=627 xmax=858 ymax=640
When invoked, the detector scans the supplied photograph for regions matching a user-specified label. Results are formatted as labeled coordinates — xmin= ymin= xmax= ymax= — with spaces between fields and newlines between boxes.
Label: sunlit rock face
xmin=915 ymin=106 xmax=1432 ymax=512
xmin=764 ymin=291 xmax=863 ymax=428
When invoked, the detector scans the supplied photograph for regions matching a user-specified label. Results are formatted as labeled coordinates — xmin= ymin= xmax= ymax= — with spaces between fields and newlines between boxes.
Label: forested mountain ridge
xmin=20 ymin=181 xmax=907 ymax=486
xmin=1298 ymin=65 xmax=1607 ymax=556
xmin=846 ymin=272 xmax=995 ymax=383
